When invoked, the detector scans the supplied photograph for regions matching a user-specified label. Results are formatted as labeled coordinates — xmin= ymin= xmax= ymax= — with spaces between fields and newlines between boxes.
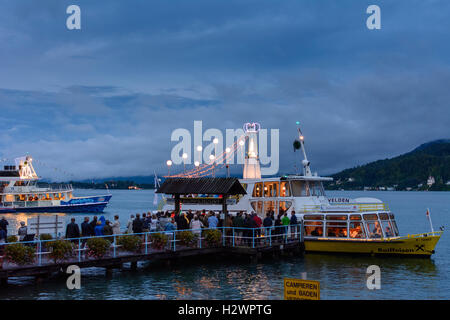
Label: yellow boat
xmin=302 ymin=212 xmax=443 ymax=257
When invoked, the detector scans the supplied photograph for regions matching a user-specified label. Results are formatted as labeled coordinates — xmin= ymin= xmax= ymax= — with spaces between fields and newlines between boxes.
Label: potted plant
xmin=4 ymin=243 xmax=35 ymax=265
xmin=47 ymin=240 xmax=74 ymax=263
xmin=117 ymin=235 xmax=142 ymax=253
xmin=86 ymin=237 xmax=111 ymax=259
xmin=178 ymin=231 xmax=198 ymax=248
xmin=7 ymin=235 xmax=18 ymax=243
xmin=203 ymin=229 xmax=222 ymax=247
xmin=150 ymin=233 xmax=168 ymax=250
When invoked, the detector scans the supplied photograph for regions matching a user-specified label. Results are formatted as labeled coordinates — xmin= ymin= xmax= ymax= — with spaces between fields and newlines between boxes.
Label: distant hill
xmin=326 ymin=139 xmax=450 ymax=191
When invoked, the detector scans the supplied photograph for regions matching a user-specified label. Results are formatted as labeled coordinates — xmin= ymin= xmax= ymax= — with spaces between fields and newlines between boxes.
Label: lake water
xmin=0 ymin=190 xmax=449 ymax=300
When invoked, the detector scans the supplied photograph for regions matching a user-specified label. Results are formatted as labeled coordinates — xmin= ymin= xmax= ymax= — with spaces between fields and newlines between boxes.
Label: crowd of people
xmin=0 ymin=209 xmax=302 ymax=246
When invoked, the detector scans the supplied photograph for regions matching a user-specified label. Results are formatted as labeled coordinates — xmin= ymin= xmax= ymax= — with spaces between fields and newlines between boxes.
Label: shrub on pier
xmin=7 ymin=235 xmax=18 ymax=243
xmin=4 ymin=243 xmax=35 ymax=265
xmin=86 ymin=237 xmax=111 ymax=259
xmin=150 ymin=233 xmax=168 ymax=250
xmin=203 ymin=229 xmax=222 ymax=247
xmin=178 ymin=231 xmax=198 ymax=247
xmin=47 ymin=240 xmax=74 ymax=263
xmin=39 ymin=234 xmax=53 ymax=241
xmin=117 ymin=235 xmax=142 ymax=253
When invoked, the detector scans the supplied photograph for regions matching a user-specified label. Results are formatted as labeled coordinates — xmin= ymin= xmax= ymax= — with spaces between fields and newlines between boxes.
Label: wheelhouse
xmin=303 ymin=212 xmax=400 ymax=240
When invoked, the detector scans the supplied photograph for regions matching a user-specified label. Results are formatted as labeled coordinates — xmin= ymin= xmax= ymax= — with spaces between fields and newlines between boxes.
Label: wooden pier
xmin=0 ymin=225 xmax=304 ymax=285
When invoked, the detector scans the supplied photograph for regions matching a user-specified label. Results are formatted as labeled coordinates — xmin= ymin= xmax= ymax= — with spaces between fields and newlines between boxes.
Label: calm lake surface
xmin=0 ymin=189 xmax=449 ymax=300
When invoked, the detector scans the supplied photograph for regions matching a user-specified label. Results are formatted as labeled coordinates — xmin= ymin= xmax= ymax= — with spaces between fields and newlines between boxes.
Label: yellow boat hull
xmin=304 ymin=232 xmax=442 ymax=257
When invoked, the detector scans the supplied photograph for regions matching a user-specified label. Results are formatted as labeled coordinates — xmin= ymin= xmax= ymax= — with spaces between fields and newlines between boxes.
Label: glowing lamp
xmin=166 ymin=160 xmax=172 ymax=166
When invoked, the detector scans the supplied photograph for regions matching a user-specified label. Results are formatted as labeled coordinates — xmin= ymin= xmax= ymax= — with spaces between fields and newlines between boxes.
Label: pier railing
xmin=0 ymin=224 xmax=303 ymax=270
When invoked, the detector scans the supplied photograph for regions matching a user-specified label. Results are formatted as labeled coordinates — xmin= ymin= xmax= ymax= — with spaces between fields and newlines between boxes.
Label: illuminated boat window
xmin=303 ymin=215 xmax=324 ymax=220
xmin=252 ymin=182 xmax=263 ymax=197
xmin=264 ymin=182 xmax=279 ymax=197
xmin=280 ymin=181 xmax=290 ymax=197
xmin=379 ymin=213 xmax=389 ymax=220
xmin=350 ymin=214 xmax=362 ymax=220
xmin=304 ymin=221 xmax=323 ymax=237
xmin=349 ymin=222 xmax=366 ymax=238
xmin=278 ymin=201 xmax=292 ymax=214
xmin=363 ymin=214 xmax=379 ymax=221
xmin=326 ymin=221 xmax=348 ymax=238
xmin=365 ymin=221 xmax=383 ymax=238
xmin=326 ymin=215 xmax=347 ymax=220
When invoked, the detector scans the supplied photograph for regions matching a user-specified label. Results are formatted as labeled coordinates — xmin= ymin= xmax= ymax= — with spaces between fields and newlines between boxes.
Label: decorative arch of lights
xmin=165 ymin=134 xmax=248 ymax=178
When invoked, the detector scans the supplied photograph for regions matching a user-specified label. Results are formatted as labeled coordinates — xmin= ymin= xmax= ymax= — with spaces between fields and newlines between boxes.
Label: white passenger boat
xmin=160 ymin=122 xmax=442 ymax=256
xmin=0 ymin=156 xmax=111 ymax=213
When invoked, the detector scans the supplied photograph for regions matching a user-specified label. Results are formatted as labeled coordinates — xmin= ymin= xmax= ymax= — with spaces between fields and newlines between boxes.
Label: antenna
xmin=295 ymin=121 xmax=312 ymax=177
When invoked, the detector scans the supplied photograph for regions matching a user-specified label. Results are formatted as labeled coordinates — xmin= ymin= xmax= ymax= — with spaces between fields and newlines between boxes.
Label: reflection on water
xmin=0 ymin=189 xmax=449 ymax=300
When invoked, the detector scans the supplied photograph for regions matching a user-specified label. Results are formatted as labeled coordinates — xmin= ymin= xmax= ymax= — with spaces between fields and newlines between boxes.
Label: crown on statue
xmin=243 ymin=122 xmax=261 ymax=133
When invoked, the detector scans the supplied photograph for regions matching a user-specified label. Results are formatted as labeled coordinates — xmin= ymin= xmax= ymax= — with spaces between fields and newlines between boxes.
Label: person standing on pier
xmin=18 ymin=222 xmax=28 ymax=241
xmin=290 ymin=211 xmax=298 ymax=239
xmin=132 ymin=214 xmax=143 ymax=234
xmin=90 ymin=216 xmax=98 ymax=231
xmin=126 ymin=215 xmax=135 ymax=234
xmin=233 ymin=212 xmax=244 ymax=245
xmin=0 ymin=217 xmax=8 ymax=238
xmin=66 ymin=218 xmax=80 ymax=242
xmin=263 ymin=213 xmax=273 ymax=244
xmin=208 ymin=212 xmax=219 ymax=229
xmin=94 ymin=221 xmax=104 ymax=236
xmin=111 ymin=215 xmax=121 ymax=235
xmin=82 ymin=217 xmax=94 ymax=237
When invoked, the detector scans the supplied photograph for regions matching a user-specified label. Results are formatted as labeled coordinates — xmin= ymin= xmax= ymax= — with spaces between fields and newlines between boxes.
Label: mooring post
xmin=131 ymin=261 xmax=137 ymax=271
xmin=78 ymin=238 xmax=81 ymax=262
xmin=105 ymin=268 xmax=113 ymax=278
xmin=145 ymin=233 xmax=148 ymax=254
xmin=252 ymin=229 xmax=255 ymax=248
xmin=113 ymin=235 xmax=116 ymax=258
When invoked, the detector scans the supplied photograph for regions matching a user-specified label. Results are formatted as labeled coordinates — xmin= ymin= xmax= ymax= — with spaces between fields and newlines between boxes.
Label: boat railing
xmin=4 ymin=184 xmax=73 ymax=194
xmin=0 ymin=224 xmax=303 ymax=269
xmin=299 ymin=202 xmax=389 ymax=213
xmin=393 ymin=231 xmax=443 ymax=241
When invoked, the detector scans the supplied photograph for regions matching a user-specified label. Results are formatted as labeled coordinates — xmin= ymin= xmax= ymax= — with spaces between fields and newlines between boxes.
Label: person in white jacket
xmin=111 ymin=215 xmax=121 ymax=234
xmin=189 ymin=215 xmax=204 ymax=236
xmin=126 ymin=214 xmax=135 ymax=234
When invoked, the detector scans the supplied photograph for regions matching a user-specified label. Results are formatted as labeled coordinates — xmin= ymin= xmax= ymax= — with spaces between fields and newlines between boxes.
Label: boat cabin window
xmin=252 ymin=183 xmax=263 ymax=197
xmin=279 ymin=201 xmax=292 ymax=215
xmin=381 ymin=220 xmax=395 ymax=237
xmin=290 ymin=180 xmax=308 ymax=197
xmin=366 ymin=221 xmax=383 ymax=238
xmin=349 ymin=222 xmax=366 ymax=238
xmin=264 ymin=201 xmax=276 ymax=216
xmin=304 ymin=215 xmax=324 ymax=220
xmin=304 ymin=221 xmax=323 ymax=237
xmin=309 ymin=181 xmax=325 ymax=197
xmin=379 ymin=213 xmax=389 ymax=220
xmin=250 ymin=201 xmax=263 ymax=214
xmin=326 ymin=215 xmax=347 ymax=220
xmin=280 ymin=181 xmax=290 ymax=197
xmin=350 ymin=214 xmax=362 ymax=220
xmin=264 ymin=182 xmax=279 ymax=197
xmin=326 ymin=221 xmax=347 ymax=238
xmin=363 ymin=214 xmax=379 ymax=221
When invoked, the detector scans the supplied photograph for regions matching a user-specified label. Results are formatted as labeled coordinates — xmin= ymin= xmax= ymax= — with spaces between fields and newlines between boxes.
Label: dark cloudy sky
xmin=0 ymin=0 xmax=449 ymax=180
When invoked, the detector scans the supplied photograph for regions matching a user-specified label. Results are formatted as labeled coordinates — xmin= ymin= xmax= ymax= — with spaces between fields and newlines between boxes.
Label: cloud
xmin=0 ymin=1 xmax=449 ymax=180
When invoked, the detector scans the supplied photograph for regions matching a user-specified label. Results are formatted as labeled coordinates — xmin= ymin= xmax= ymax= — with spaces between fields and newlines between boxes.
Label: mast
xmin=296 ymin=122 xmax=312 ymax=177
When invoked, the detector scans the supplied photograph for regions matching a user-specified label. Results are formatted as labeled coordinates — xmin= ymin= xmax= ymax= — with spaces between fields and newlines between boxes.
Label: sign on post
xmin=284 ymin=277 xmax=320 ymax=300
